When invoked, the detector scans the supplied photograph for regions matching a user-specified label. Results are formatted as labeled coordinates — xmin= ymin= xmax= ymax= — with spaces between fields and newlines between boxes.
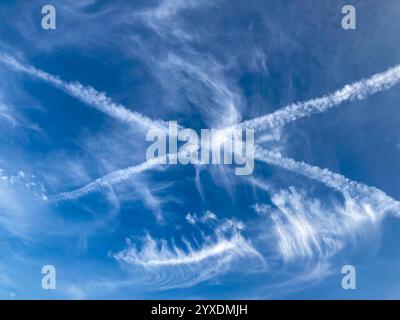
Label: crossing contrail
xmin=239 ymin=64 xmax=400 ymax=132
xmin=254 ymin=145 xmax=400 ymax=216
xmin=0 ymin=53 xmax=168 ymax=133
xmin=14 ymin=52 xmax=397 ymax=204
xmin=49 ymin=156 xmax=168 ymax=202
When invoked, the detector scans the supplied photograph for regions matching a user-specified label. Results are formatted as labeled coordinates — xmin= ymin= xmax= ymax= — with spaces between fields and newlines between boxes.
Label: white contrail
xmin=52 ymin=127 xmax=400 ymax=204
xmin=49 ymin=156 xmax=167 ymax=202
xmin=254 ymin=145 xmax=400 ymax=215
xmin=239 ymin=64 xmax=400 ymax=132
xmin=49 ymin=149 xmax=195 ymax=202
xmin=47 ymin=63 xmax=400 ymax=202
xmin=5 ymin=53 xmax=399 ymax=135
xmin=0 ymin=53 xmax=168 ymax=132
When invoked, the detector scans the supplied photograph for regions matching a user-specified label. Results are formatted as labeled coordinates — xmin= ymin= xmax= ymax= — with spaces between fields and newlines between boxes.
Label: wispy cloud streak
xmin=114 ymin=219 xmax=264 ymax=289
xmin=50 ymin=144 xmax=199 ymax=202
xmin=268 ymin=187 xmax=381 ymax=261
xmin=240 ymin=65 xmax=400 ymax=133
xmin=117 ymin=233 xmax=251 ymax=267
xmin=49 ymin=156 xmax=168 ymax=202
xmin=0 ymin=53 xmax=168 ymax=132
xmin=254 ymin=145 xmax=400 ymax=215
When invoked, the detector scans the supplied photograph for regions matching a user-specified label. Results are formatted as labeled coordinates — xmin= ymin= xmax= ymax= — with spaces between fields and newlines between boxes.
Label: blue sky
xmin=1 ymin=0 xmax=400 ymax=299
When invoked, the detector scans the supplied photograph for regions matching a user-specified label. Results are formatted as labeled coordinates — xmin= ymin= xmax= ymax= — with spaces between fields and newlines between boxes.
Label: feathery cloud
xmin=114 ymin=219 xmax=264 ymax=289
xmin=268 ymin=187 xmax=381 ymax=261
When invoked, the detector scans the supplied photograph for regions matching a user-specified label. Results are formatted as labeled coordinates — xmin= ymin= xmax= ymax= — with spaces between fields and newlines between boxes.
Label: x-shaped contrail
xmin=1 ymin=53 xmax=400 ymax=216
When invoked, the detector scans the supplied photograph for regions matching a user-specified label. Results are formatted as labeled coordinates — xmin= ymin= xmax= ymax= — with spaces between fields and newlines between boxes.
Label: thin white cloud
xmin=131 ymin=179 xmax=165 ymax=221
xmin=144 ymin=0 xmax=207 ymax=20
xmin=114 ymin=219 xmax=264 ymax=289
xmin=185 ymin=212 xmax=197 ymax=224
xmin=254 ymin=146 xmax=400 ymax=216
xmin=0 ymin=169 xmax=50 ymax=238
xmin=135 ymin=0 xmax=241 ymax=129
xmin=118 ymin=235 xmax=244 ymax=267
xmin=0 ymin=93 xmax=42 ymax=133
xmin=251 ymin=203 xmax=270 ymax=215
xmin=0 ymin=53 xmax=168 ymax=133
xmin=185 ymin=210 xmax=217 ymax=225
xmin=202 ymin=210 xmax=217 ymax=222
xmin=0 ymin=101 xmax=17 ymax=127
xmin=240 ymin=64 xmax=400 ymax=133
xmin=0 ymin=167 xmax=120 ymax=239
xmin=139 ymin=0 xmax=215 ymax=41
xmin=268 ymin=187 xmax=381 ymax=261
xmin=50 ymin=143 xmax=199 ymax=202
xmin=49 ymin=156 xmax=167 ymax=202
xmin=161 ymin=54 xmax=242 ymax=128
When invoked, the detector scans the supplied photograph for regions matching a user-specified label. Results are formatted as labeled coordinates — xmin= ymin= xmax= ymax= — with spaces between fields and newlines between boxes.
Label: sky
xmin=0 ymin=0 xmax=400 ymax=299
